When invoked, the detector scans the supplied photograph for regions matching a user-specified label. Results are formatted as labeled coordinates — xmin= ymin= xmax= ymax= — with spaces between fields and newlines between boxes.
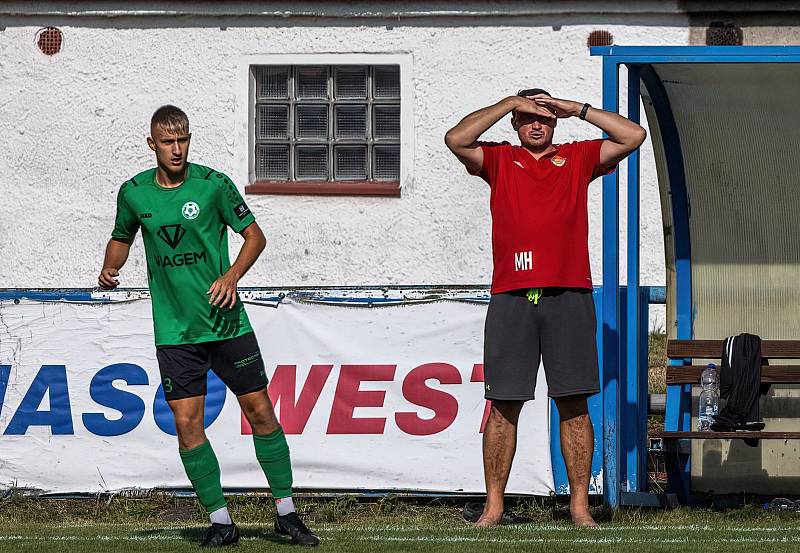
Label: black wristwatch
xmin=579 ymin=103 xmax=591 ymax=120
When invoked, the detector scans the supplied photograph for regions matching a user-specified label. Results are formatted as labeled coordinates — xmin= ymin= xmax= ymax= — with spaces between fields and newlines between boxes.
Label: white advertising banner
xmin=0 ymin=296 xmax=553 ymax=495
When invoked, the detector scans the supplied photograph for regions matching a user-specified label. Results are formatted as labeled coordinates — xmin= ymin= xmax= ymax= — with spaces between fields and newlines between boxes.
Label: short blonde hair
xmin=151 ymin=105 xmax=189 ymax=134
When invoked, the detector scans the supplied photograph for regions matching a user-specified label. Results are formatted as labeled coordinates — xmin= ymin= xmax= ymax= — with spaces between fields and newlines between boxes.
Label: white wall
xmin=0 ymin=6 xmax=688 ymax=308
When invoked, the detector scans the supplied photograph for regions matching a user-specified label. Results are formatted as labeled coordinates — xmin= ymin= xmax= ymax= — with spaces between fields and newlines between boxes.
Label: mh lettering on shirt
xmin=514 ymin=250 xmax=533 ymax=272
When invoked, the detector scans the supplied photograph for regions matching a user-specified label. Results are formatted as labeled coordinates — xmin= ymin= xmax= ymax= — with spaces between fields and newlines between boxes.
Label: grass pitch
xmin=5 ymin=519 xmax=800 ymax=552
xmin=3 ymin=495 xmax=800 ymax=552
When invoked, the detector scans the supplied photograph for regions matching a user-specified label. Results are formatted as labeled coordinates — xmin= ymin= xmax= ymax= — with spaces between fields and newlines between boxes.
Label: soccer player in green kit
xmin=98 ymin=105 xmax=319 ymax=547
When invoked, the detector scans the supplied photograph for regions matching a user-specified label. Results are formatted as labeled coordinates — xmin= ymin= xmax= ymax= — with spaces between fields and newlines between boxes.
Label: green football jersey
xmin=112 ymin=163 xmax=256 ymax=346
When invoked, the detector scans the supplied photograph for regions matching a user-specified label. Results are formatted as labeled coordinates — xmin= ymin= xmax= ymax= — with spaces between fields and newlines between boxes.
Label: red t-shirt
xmin=472 ymin=139 xmax=614 ymax=294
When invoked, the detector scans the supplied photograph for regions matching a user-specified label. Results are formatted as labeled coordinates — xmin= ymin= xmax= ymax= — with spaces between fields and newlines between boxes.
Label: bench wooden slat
xmin=661 ymin=340 xmax=800 ymax=445
xmin=667 ymin=340 xmax=800 ymax=359
xmin=666 ymin=365 xmax=800 ymax=384
xmin=651 ymin=431 xmax=800 ymax=440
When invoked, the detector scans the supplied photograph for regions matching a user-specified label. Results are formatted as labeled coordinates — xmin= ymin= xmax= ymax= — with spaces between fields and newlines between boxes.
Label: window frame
xmin=237 ymin=53 xmax=413 ymax=197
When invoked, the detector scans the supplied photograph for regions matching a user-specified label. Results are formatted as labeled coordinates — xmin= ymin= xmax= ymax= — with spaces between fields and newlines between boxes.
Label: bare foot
xmin=474 ymin=515 xmax=502 ymax=528
xmin=571 ymin=511 xmax=599 ymax=528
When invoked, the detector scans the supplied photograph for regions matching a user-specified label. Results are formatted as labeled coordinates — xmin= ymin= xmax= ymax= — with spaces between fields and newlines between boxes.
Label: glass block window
xmin=253 ymin=65 xmax=401 ymax=182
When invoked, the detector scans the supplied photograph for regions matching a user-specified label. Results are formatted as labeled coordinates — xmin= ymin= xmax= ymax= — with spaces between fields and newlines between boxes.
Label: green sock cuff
xmin=253 ymin=427 xmax=285 ymax=444
xmin=179 ymin=439 xmax=212 ymax=457
xmin=179 ymin=439 xmax=227 ymax=513
xmin=253 ymin=427 xmax=293 ymax=499
xmin=253 ymin=429 xmax=290 ymax=462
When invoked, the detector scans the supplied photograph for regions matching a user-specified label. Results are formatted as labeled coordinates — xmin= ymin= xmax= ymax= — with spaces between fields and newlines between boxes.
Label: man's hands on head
xmin=531 ymin=94 xmax=647 ymax=166
xmin=444 ymin=95 xmax=556 ymax=173
xmin=531 ymin=95 xmax=583 ymax=119
xmin=512 ymin=95 xmax=559 ymax=121
xmin=98 ymin=267 xmax=120 ymax=289
xmin=444 ymin=91 xmax=646 ymax=173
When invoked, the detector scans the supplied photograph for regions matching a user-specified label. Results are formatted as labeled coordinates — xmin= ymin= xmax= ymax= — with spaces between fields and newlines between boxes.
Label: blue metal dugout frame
xmin=591 ymin=46 xmax=800 ymax=507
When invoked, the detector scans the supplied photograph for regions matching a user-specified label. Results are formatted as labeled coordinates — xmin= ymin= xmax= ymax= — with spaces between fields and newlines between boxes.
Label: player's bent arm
xmin=98 ymin=238 xmax=131 ymax=289
xmin=444 ymin=96 xmax=522 ymax=173
xmin=228 ymin=222 xmax=266 ymax=281
xmin=207 ymin=223 xmax=266 ymax=309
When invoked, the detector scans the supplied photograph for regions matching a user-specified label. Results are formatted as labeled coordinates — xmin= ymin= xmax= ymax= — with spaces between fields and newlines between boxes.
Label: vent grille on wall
xmin=587 ymin=30 xmax=614 ymax=49
xmin=37 ymin=27 xmax=62 ymax=55
xmin=706 ymin=22 xmax=744 ymax=46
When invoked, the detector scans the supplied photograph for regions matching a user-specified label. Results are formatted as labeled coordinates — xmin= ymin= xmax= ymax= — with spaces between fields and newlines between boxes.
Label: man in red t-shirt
xmin=445 ymin=89 xmax=645 ymax=527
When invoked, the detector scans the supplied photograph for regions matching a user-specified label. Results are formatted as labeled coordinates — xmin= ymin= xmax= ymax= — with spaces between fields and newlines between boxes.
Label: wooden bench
xmin=652 ymin=339 xmax=800 ymax=441
xmin=650 ymin=339 xmax=800 ymax=502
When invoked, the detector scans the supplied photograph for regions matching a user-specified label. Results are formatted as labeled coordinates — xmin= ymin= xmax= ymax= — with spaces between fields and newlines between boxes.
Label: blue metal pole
xmin=624 ymin=65 xmax=642 ymax=493
xmin=639 ymin=64 xmax=694 ymax=503
xmin=601 ymin=56 xmax=621 ymax=508
xmin=590 ymin=45 xmax=800 ymax=64
xmin=638 ymin=286 xmax=650 ymax=489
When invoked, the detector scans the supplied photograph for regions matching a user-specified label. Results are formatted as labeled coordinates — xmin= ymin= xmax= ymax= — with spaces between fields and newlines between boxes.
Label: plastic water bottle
xmin=697 ymin=363 xmax=719 ymax=431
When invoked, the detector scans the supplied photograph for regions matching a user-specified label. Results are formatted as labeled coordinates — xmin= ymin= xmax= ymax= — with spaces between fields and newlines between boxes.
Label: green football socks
xmin=179 ymin=440 xmax=227 ymax=514
xmin=253 ymin=427 xmax=294 ymax=499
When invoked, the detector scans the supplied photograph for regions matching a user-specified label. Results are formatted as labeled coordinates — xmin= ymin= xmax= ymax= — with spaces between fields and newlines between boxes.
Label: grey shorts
xmin=483 ymin=288 xmax=599 ymax=401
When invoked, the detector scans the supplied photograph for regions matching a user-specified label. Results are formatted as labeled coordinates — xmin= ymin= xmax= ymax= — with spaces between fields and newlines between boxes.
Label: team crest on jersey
xmin=551 ymin=156 xmax=566 ymax=167
xmin=182 ymin=201 xmax=200 ymax=220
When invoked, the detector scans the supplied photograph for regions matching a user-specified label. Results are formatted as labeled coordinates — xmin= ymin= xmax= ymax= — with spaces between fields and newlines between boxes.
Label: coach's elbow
xmin=444 ymin=128 xmax=465 ymax=153
xmin=444 ymin=129 xmax=456 ymax=150
xmin=630 ymin=125 xmax=647 ymax=149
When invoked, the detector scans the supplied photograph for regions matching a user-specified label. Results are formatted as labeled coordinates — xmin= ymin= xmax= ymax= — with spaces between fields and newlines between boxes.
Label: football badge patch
xmin=182 ymin=201 xmax=200 ymax=220
xmin=551 ymin=156 xmax=566 ymax=167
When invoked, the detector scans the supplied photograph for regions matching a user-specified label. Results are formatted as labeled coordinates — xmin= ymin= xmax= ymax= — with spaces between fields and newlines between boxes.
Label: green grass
xmin=4 ymin=496 xmax=800 ymax=552
xmin=649 ymin=330 xmax=667 ymax=394
xmin=5 ymin=518 xmax=800 ymax=552
xmin=648 ymin=331 xmax=668 ymax=435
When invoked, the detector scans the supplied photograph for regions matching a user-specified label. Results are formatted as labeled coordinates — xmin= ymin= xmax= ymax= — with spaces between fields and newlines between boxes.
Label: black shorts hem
xmin=165 ymin=390 xmax=206 ymax=402
xmin=233 ymin=383 xmax=268 ymax=397
xmin=547 ymin=387 xmax=600 ymax=399
xmin=484 ymin=394 xmax=534 ymax=402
